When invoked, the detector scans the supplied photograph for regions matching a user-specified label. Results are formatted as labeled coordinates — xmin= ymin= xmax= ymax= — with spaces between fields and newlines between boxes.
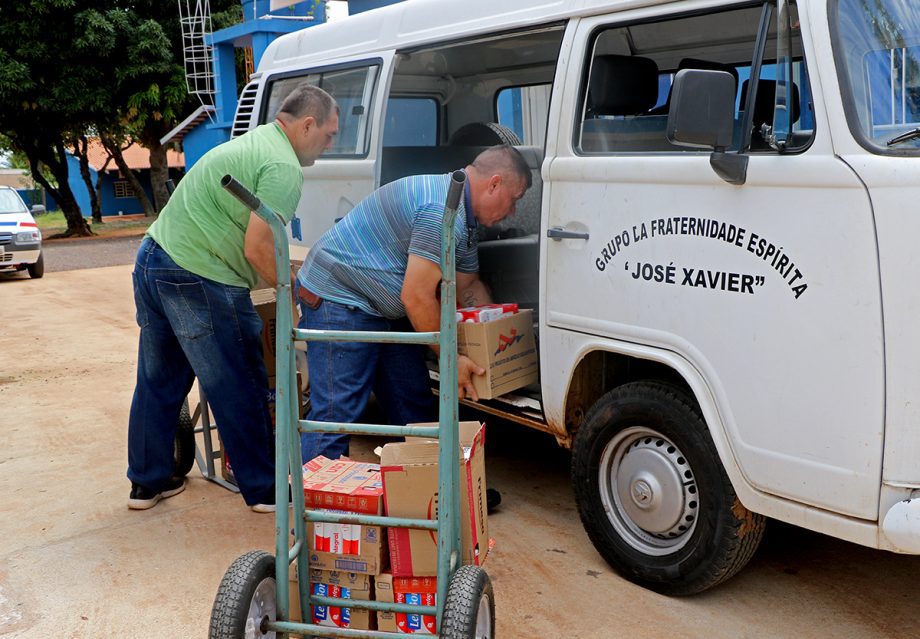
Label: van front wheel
xmin=571 ymin=381 xmax=764 ymax=595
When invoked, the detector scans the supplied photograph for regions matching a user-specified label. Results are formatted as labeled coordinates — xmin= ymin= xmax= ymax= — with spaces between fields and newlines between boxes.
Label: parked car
xmin=0 ymin=186 xmax=44 ymax=279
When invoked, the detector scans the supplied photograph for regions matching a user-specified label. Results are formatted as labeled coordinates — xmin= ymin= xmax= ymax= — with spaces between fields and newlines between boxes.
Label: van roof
xmin=258 ymin=0 xmax=674 ymax=73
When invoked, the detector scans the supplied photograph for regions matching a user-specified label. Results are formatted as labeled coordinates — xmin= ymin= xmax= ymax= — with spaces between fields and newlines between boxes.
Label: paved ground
xmin=42 ymin=235 xmax=144 ymax=273
xmin=1 ymin=250 xmax=919 ymax=638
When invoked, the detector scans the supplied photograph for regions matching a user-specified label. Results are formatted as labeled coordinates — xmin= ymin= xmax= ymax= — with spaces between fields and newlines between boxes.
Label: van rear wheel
xmin=571 ymin=381 xmax=765 ymax=595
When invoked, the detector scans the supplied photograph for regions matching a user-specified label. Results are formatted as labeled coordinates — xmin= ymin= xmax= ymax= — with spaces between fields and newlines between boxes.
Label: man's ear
xmin=302 ymin=116 xmax=317 ymax=133
xmin=488 ymin=174 xmax=502 ymax=193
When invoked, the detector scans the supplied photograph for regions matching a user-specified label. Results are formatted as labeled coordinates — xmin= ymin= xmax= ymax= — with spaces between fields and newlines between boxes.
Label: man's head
xmin=466 ymin=145 xmax=532 ymax=227
xmin=276 ymin=85 xmax=339 ymax=167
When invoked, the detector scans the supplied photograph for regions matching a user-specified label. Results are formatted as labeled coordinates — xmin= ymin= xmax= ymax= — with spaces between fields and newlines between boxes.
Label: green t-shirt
xmin=148 ymin=122 xmax=303 ymax=288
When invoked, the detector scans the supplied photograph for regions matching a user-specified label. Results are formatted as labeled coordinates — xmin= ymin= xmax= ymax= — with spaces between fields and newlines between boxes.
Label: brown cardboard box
xmin=457 ymin=309 xmax=538 ymax=400
xmin=303 ymin=456 xmax=387 ymax=575
xmin=376 ymin=572 xmax=437 ymax=635
xmin=251 ymin=287 xmax=300 ymax=378
xmin=380 ymin=422 xmax=488 ymax=577
xmin=289 ymin=568 xmax=374 ymax=630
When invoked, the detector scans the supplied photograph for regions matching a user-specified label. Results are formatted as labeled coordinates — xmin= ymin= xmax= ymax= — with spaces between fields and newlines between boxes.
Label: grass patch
xmin=35 ymin=211 xmax=154 ymax=238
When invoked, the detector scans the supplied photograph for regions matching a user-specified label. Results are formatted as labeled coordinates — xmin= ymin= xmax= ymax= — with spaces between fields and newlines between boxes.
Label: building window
xmin=114 ymin=180 xmax=135 ymax=199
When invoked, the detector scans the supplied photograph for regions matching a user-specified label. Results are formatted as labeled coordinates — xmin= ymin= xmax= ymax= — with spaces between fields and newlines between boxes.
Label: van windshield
xmin=0 ymin=190 xmax=28 ymax=213
xmin=833 ymin=0 xmax=920 ymax=152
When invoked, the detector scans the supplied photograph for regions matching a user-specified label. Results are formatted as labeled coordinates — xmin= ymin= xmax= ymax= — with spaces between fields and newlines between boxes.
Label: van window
xmin=263 ymin=64 xmax=380 ymax=157
xmin=832 ymin=0 xmax=920 ymax=152
xmin=577 ymin=2 xmax=813 ymax=155
xmin=496 ymin=84 xmax=552 ymax=146
xmin=383 ymin=98 xmax=438 ymax=147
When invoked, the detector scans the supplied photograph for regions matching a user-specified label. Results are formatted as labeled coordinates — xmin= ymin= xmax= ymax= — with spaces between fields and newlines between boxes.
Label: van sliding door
xmin=260 ymin=53 xmax=394 ymax=258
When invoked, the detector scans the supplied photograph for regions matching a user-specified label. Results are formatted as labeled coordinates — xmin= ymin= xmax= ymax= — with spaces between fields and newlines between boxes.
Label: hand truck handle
xmin=446 ymin=169 xmax=466 ymax=212
xmin=220 ymin=174 xmax=263 ymax=212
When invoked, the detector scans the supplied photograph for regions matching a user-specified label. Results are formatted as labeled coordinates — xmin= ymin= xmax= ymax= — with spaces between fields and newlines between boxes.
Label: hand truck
xmin=208 ymin=170 xmax=495 ymax=639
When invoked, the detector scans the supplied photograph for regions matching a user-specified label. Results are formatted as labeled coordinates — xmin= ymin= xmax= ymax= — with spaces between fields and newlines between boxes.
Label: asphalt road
xmin=41 ymin=234 xmax=143 ymax=272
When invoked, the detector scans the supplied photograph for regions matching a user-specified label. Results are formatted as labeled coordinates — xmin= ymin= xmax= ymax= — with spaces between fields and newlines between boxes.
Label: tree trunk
xmin=95 ymin=155 xmax=113 ymax=218
xmin=100 ymin=135 xmax=156 ymax=217
xmin=148 ymin=139 xmax=171 ymax=212
xmin=72 ymin=135 xmax=103 ymax=223
xmin=27 ymin=140 xmax=92 ymax=237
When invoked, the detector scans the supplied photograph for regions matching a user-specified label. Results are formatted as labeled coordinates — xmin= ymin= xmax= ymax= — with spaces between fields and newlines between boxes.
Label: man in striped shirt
xmin=295 ymin=145 xmax=531 ymax=462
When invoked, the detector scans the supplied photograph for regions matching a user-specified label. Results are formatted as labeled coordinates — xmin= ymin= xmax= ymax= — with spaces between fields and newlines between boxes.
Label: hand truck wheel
xmin=209 ymin=550 xmax=277 ymax=639
xmin=173 ymin=398 xmax=196 ymax=477
xmin=440 ymin=565 xmax=495 ymax=639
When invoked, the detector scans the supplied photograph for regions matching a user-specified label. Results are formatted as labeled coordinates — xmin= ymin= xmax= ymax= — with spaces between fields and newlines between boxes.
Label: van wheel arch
xmin=571 ymin=380 xmax=765 ymax=594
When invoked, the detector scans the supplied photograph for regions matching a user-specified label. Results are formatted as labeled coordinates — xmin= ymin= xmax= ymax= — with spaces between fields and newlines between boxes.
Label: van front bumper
xmin=0 ymin=244 xmax=41 ymax=267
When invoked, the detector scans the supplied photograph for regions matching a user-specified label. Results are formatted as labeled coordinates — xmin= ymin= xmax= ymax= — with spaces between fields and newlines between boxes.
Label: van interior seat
xmin=739 ymin=78 xmax=801 ymax=149
xmin=581 ymin=54 xmax=672 ymax=153
xmin=648 ymin=57 xmax=740 ymax=116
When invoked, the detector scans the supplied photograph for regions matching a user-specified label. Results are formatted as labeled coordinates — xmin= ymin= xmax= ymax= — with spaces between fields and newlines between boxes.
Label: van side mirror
xmin=667 ymin=69 xmax=748 ymax=185
xmin=30 ymin=204 xmax=46 ymax=215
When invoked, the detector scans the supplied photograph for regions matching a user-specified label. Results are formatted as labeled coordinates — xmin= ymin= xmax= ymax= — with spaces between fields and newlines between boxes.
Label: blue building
xmin=162 ymin=0 xmax=405 ymax=166
xmin=65 ymin=139 xmax=185 ymax=217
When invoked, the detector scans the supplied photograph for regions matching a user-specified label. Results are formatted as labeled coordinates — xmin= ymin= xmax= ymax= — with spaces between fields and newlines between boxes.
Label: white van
xmin=233 ymin=0 xmax=920 ymax=594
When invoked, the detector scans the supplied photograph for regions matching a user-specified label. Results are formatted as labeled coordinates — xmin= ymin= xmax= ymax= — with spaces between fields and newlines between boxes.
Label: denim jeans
xmin=128 ymin=238 xmax=275 ymax=505
xmin=299 ymin=299 xmax=436 ymax=462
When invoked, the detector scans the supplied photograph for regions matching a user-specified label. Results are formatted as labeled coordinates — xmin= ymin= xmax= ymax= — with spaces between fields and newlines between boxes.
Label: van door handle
xmin=547 ymin=226 xmax=590 ymax=241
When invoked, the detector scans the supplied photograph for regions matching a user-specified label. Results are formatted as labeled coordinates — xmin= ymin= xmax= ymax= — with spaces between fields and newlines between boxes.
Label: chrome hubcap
xmin=245 ymin=578 xmax=276 ymax=639
xmin=474 ymin=593 xmax=493 ymax=638
xmin=599 ymin=427 xmax=699 ymax=555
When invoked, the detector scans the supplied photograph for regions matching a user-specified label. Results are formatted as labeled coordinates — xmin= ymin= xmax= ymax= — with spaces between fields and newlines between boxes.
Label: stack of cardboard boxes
xmin=290 ymin=421 xmax=489 ymax=634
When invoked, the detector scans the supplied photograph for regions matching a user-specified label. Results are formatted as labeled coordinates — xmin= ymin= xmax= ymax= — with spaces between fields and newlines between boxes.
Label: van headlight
xmin=16 ymin=230 xmax=41 ymax=243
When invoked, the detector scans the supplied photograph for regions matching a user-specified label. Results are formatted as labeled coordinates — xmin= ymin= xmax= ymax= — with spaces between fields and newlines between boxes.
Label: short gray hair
xmin=471 ymin=145 xmax=532 ymax=190
xmin=277 ymin=84 xmax=337 ymax=125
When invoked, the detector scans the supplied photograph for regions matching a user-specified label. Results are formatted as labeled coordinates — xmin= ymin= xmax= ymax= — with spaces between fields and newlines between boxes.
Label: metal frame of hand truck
xmin=220 ymin=168 xmax=478 ymax=638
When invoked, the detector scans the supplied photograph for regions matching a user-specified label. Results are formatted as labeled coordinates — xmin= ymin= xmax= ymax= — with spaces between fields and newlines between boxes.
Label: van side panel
xmin=541 ymin=10 xmax=884 ymax=520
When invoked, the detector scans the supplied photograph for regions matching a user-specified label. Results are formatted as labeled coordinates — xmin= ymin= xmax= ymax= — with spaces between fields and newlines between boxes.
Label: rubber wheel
xmin=571 ymin=381 xmax=765 ymax=595
xmin=209 ymin=550 xmax=277 ymax=639
xmin=173 ymin=398 xmax=196 ymax=477
xmin=27 ymin=252 xmax=44 ymax=279
xmin=449 ymin=122 xmax=522 ymax=146
xmin=440 ymin=566 xmax=495 ymax=639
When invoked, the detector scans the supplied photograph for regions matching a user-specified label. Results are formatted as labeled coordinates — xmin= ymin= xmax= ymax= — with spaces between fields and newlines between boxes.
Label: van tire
xmin=449 ymin=122 xmax=522 ymax=146
xmin=571 ymin=381 xmax=765 ymax=595
xmin=27 ymin=253 xmax=44 ymax=279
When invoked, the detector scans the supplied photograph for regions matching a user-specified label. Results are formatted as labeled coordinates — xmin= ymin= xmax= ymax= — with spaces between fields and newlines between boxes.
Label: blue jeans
xmin=299 ymin=299 xmax=436 ymax=462
xmin=128 ymin=238 xmax=275 ymax=505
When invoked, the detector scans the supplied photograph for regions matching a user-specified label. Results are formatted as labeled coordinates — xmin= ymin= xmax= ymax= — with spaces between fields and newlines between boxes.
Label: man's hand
xmin=458 ymin=354 xmax=485 ymax=401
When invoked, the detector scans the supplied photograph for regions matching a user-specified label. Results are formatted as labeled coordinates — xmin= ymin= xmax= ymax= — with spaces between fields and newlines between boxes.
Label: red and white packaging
xmin=455 ymin=303 xmax=519 ymax=323
xmin=376 ymin=573 xmax=437 ymax=635
xmin=303 ymin=457 xmax=386 ymax=574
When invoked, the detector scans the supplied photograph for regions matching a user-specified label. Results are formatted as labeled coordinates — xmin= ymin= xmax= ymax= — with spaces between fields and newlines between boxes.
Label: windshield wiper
xmin=887 ymin=128 xmax=920 ymax=146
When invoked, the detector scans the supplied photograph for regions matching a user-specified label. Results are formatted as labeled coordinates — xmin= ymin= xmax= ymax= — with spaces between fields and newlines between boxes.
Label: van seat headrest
xmin=588 ymin=55 xmax=659 ymax=116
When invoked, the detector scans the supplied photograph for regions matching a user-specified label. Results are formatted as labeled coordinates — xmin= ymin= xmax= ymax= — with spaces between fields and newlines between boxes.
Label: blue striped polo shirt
xmin=297 ymin=173 xmax=479 ymax=319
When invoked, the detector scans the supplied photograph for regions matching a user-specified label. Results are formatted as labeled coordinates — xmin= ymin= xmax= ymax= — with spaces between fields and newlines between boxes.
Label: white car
xmin=0 ymin=186 xmax=44 ymax=279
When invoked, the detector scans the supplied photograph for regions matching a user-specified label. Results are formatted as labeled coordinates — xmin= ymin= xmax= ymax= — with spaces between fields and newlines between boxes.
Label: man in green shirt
xmin=127 ymin=84 xmax=338 ymax=512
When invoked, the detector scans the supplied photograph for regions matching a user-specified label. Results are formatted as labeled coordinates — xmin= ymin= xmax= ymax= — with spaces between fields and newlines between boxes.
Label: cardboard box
xmin=289 ymin=568 xmax=374 ymax=631
xmin=303 ymin=456 xmax=388 ymax=575
xmin=380 ymin=422 xmax=488 ymax=577
xmin=376 ymin=572 xmax=436 ymax=635
xmin=251 ymin=287 xmax=299 ymax=378
xmin=457 ymin=309 xmax=538 ymax=399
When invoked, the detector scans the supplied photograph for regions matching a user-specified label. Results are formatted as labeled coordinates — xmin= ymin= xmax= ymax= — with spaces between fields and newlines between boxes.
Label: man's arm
xmin=244 ymin=212 xmax=282 ymax=287
xmin=402 ymin=255 xmax=485 ymax=400
xmin=457 ymin=272 xmax=491 ymax=308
